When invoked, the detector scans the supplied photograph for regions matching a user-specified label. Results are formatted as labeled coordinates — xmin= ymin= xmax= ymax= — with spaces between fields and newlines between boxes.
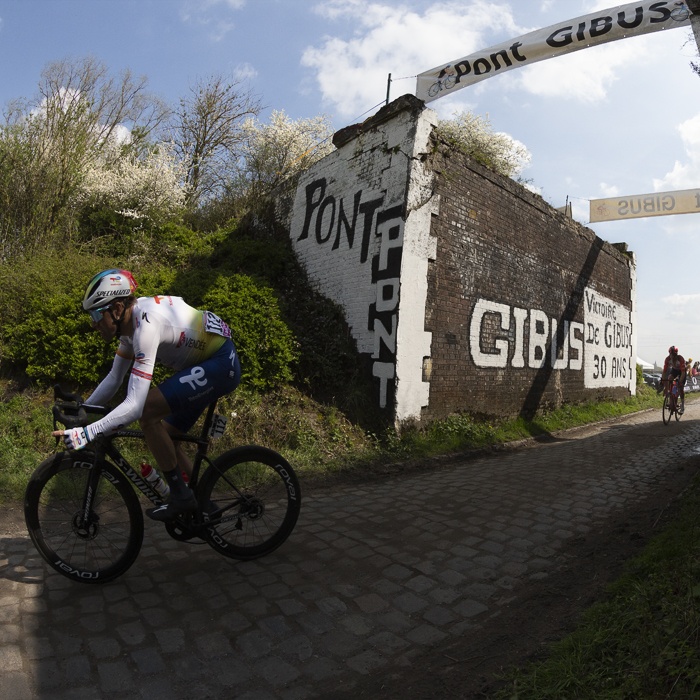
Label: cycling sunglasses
xmin=88 ymin=305 xmax=112 ymax=322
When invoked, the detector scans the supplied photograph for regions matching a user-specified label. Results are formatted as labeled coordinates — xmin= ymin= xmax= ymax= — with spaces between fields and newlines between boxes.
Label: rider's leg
xmin=139 ymin=387 xmax=179 ymax=473
xmin=681 ymin=373 xmax=686 ymax=411
xmin=140 ymin=388 xmax=196 ymax=518
xmin=165 ymin=424 xmax=194 ymax=478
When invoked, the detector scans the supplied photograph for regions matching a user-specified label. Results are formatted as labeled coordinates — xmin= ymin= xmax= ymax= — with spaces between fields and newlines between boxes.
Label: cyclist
xmin=661 ymin=345 xmax=686 ymax=414
xmin=51 ymin=269 xmax=241 ymax=520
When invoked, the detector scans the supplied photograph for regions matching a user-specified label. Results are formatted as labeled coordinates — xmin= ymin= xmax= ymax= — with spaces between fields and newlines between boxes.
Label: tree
xmin=0 ymin=55 xmax=169 ymax=259
xmin=235 ymin=110 xmax=335 ymax=201
xmin=436 ymin=110 xmax=530 ymax=178
xmin=76 ymin=140 xmax=189 ymax=228
xmin=168 ymin=74 xmax=263 ymax=207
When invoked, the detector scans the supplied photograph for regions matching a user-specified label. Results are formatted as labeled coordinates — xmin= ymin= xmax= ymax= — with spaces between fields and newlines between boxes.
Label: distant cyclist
xmin=51 ymin=269 xmax=241 ymax=520
xmin=661 ymin=345 xmax=686 ymax=414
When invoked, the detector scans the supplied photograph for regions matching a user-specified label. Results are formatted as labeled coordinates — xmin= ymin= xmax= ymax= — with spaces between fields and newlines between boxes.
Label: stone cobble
xmin=1 ymin=404 xmax=699 ymax=698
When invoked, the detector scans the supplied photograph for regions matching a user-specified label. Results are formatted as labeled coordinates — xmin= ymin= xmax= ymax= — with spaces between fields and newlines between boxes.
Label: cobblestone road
xmin=2 ymin=403 xmax=700 ymax=699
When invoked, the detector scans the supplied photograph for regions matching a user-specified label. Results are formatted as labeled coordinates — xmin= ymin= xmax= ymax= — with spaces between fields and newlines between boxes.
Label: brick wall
xmin=274 ymin=95 xmax=636 ymax=423
xmin=422 ymin=137 xmax=636 ymax=420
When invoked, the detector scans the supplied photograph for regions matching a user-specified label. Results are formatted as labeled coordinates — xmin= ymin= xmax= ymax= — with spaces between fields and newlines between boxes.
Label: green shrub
xmin=4 ymin=290 xmax=116 ymax=383
xmin=1 ymin=254 xmax=298 ymax=392
xmin=200 ymin=274 xmax=299 ymax=390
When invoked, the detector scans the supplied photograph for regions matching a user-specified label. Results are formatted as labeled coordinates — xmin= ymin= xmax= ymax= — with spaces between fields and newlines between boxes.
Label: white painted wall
xmin=284 ymin=104 xmax=439 ymax=419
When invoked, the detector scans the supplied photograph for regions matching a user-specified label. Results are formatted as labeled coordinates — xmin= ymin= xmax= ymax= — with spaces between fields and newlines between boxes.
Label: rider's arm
xmin=85 ymin=320 xmax=161 ymax=441
xmin=85 ymin=342 xmax=134 ymax=407
xmin=85 ymin=368 xmax=153 ymax=440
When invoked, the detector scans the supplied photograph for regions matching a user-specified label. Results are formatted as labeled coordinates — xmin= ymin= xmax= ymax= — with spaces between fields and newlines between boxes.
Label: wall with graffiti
xmin=274 ymin=94 xmax=635 ymax=422
xmin=280 ymin=97 xmax=438 ymax=419
xmin=423 ymin=132 xmax=636 ymax=419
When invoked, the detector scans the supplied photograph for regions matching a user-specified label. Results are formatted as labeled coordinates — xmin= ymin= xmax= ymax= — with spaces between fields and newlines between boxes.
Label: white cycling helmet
xmin=83 ymin=269 xmax=138 ymax=320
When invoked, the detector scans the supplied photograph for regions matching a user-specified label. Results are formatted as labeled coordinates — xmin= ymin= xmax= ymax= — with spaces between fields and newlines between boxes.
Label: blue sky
xmin=2 ymin=0 xmax=699 ymax=366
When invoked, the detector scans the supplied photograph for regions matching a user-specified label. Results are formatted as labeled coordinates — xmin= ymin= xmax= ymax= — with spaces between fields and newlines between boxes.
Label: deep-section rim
xmin=198 ymin=445 xmax=301 ymax=561
xmin=24 ymin=452 xmax=144 ymax=583
xmin=662 ymin=393 xmax=672 ymax=425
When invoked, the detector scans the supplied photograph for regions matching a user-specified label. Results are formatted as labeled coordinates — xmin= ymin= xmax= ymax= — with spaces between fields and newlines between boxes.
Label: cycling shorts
xmin=670 ymin=368 xmax=682 ymax=379
xmin=160 ymin=338 xmax=241 ymax=433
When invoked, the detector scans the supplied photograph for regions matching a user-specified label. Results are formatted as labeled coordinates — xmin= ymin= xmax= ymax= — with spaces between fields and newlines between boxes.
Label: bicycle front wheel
xmin=199 ymin=446 xmax=301 ymax=560
xmin=24 ymin=452 xmax=144 ymax=583
xmin=662 ymin=393 xmax=673 ymax=425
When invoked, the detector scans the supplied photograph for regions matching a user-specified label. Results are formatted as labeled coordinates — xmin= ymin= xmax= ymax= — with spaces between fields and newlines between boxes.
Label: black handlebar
xmin=51 ymin=384 xmax=109 ymax=431
xmin=53 ymin=384 xmax=84 ymax=405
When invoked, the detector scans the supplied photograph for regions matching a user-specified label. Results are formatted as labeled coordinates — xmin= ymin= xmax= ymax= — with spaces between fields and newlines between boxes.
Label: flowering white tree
xmin=436 ymin=110 xmax=530 ymax=178
xmin=234 ymin=110 xmax=335 ymax=199
xmin=0 ymin=55 xmax=169 ymax=258
xmin=76 ymin=137 xmax=189 ymax=226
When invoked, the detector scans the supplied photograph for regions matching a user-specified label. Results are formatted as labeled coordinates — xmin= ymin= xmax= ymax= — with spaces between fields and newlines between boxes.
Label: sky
xmin=1 ymin=0 xmax=699 ymax=367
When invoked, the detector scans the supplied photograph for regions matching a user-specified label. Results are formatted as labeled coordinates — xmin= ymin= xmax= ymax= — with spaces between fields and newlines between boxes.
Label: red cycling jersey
xmin=663 ymin=354 xmax=686 ymax=376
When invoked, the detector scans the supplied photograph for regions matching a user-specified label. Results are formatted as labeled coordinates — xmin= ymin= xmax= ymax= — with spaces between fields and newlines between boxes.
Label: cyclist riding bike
xmin=51 ymin=269 xmax=241 ymax=521
xmin=661 ymin=345 xmax=686 ymax=415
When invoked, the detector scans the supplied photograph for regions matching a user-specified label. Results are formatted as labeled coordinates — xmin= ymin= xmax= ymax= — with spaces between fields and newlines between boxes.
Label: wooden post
xmin=386 ymin=73 xmax=392 ymax=105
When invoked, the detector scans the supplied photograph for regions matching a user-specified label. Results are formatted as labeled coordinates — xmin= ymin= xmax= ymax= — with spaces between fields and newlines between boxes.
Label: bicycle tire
xmin=198 ymin=446 xmax=301 ymax=560
xmin=662 ymin=393 xmax=672 ymax=425
xmin=428 ymin=82 xmax=440 ymax=97
xmin=444 ymin=74 xmax=457 ymax=89
xmin=24 ymin=452 xmax=144 ymax=583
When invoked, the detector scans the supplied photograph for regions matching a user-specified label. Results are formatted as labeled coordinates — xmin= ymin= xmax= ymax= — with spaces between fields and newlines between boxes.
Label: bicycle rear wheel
xmin=198 ymin=446 xmax=301 ymax=560
xmin=662 ymin=393 xmax=673 ymax=425
xmin=24 ymin=452 xmax=144 ymax=583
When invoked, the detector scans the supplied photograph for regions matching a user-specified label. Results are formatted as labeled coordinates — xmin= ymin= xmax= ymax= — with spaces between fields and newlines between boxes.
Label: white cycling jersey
xmin=85 ymin=296 xmax=231 ymax=439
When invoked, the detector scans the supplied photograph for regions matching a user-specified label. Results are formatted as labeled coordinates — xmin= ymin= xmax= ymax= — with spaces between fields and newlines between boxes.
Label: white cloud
xmin=571 ymin=200 xmax=589 ymax=222
xmin=513 ymin=11 xmax=686 ymax=103
xmin=234 ymin=62 xmax=258 ymax=80
xmin=654 ymin=112 xmax=700 ymax=191
xmin=180 ymin=0 xmax=244 ymax=40
xmin=661 ymin=292 xmax=700 ymax=306
xmin=516 ymin=36 xmax=651 ymax=103
xmin=599 ymin=182 xmax=618 ymax=197
xmin=302 ymin=1 xmax=521 ymax=117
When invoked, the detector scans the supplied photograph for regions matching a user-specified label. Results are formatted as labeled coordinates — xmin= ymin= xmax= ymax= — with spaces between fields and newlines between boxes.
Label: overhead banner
xmin=416 ymin=1 xmax=691 ymax=103
xmin=590 ymin=187 xmax=700 ymax=222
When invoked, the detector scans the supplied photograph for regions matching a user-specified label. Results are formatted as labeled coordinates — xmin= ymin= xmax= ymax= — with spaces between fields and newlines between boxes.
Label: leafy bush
xmin=3 ymin=291 xmax=116 ymax=383
xmin=200 ymin=274 xmax=298 ymax=390
xmin=0 ymin=249 xmax=299 ymax=391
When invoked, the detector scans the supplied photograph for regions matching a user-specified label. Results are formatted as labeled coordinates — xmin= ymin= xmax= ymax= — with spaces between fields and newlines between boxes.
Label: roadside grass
xmin=0 ymin=380 xmax=671 ymax=502
xmin=490 ymin=472 xmax=700 ymax=700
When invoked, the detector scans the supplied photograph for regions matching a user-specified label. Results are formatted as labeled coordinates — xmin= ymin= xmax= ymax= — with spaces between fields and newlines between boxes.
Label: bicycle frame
xmin=73 ymin=401 xmax=221 ymax=531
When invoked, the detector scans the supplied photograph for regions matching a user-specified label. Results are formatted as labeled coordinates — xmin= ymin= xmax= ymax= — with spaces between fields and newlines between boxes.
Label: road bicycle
xmin=24 ymin=386 xmax=301 ymax=584
xmin=428 ymin=74 xmax=456 ymax=97
xmin=662 ymin=376 xmax=683 ymax=425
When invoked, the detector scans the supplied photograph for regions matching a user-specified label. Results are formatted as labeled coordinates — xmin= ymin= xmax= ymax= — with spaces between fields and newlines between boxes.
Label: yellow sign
xmin=590 ymin=188 xmax=700 ymax=223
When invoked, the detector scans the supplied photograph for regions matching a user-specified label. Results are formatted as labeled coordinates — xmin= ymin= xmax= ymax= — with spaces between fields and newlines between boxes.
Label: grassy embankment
xmin=491 ymin=468 xmax=700 ymax=700
xmin=0 ymin=381 xmax=668 ymax=503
